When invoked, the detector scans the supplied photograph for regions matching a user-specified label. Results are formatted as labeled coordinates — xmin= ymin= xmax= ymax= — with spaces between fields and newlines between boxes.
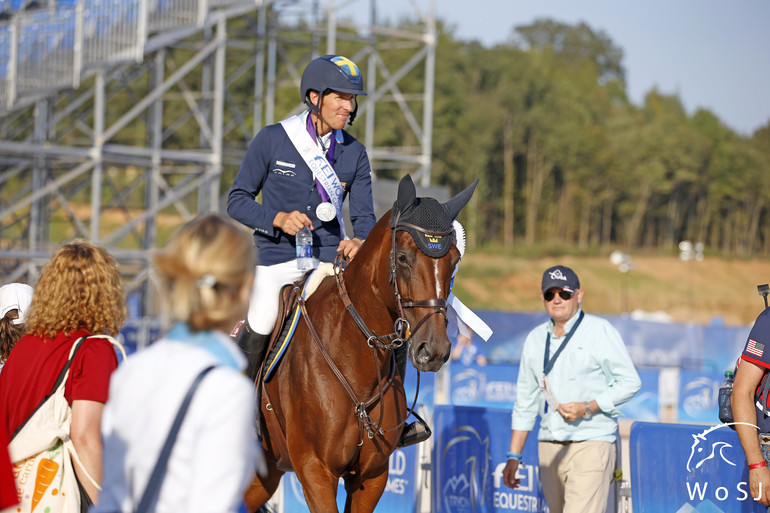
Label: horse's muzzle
xmin=409 ymin=338 xmax=451 ymax=372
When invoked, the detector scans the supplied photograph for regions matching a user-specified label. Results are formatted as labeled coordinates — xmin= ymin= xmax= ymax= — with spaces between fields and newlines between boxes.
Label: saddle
xmin=258 ymin=263 xmax=335 ymax=471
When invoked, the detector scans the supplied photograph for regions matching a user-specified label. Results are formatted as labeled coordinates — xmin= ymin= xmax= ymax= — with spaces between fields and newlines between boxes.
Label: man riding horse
xmin=227 ymin=55 xmax=429 ymax=447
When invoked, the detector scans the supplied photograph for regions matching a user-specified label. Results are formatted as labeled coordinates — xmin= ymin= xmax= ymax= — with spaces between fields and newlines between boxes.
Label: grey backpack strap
xmin=136 ymin=365 xmax=216 ymax=513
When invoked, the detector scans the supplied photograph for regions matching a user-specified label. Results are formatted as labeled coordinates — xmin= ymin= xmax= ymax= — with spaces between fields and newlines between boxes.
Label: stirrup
xmin=397 ymin=415 xmax=432 ymax=448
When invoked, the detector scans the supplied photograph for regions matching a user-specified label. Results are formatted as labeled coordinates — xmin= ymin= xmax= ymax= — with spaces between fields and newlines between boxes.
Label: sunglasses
xmin=544 ymin=289 xmax=573 ymax=302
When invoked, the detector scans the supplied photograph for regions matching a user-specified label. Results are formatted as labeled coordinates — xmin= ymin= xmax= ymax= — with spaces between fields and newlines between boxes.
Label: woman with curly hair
xmin=0 ymin=240 xmax=126 ymax=511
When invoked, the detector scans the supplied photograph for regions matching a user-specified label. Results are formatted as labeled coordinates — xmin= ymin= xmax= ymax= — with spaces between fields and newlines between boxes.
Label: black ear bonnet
xmin=389 ymin=175 xmax=478 ymax=258
xmin=390 ymin=198 xmax=454 ymax=258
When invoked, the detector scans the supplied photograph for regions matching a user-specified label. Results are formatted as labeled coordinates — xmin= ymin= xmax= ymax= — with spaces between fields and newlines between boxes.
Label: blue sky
xmin=342 ymin=0 xmax=770 ymax=136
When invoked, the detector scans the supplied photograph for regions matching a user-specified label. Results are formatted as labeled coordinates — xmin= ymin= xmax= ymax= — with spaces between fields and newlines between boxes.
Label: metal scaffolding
xmin=0 ymin=0 xmax=436 ymax=327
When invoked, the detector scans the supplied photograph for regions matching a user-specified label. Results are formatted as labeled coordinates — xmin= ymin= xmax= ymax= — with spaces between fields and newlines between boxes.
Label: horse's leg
xmin=343 ymin=472 xmax=389 ymax=513
xmin=295 ymin=462 xmax=342 ymax=513
xmin=243 ymin=458 xmax=284 ymax=513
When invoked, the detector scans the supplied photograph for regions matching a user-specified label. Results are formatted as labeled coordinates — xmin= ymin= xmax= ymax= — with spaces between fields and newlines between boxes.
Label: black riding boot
xmin=395 ymin=344 xmax=432 ymax=448
xmin=235 ymin=321 xmax=271 ymax=382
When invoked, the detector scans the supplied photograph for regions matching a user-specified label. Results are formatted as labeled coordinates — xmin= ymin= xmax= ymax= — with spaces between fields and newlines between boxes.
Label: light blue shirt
xmin=165 ymin=322 xmax=246 ymax=371
xmin=512 ymin=309 xmax=641 ymax=443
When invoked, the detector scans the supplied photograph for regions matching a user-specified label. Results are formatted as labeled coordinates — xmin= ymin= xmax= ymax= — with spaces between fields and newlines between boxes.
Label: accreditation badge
xmin=316 ymin=201 xmax=336 ymax=222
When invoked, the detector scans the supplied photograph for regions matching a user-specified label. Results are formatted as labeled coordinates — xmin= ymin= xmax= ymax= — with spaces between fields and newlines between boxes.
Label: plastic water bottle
xmin=296 ymin=226 xmax=313 ymax=270
xmin=718 ymin=370 xmax=735 ymax=425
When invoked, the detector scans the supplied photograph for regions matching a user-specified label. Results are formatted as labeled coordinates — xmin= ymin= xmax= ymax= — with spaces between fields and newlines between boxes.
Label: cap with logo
xmin=541 ymin=265 xmax=580 ymax=294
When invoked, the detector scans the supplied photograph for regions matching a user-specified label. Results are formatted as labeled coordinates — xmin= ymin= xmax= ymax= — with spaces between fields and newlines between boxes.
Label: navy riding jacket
xmin=227 ymin=114 xmax=377 ymax=266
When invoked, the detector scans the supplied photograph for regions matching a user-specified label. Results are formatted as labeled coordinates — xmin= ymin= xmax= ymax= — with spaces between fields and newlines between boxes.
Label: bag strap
xmin=136 ymin=365 xmax=216 ymax=513
xmin=11 ymin=336 xmax=88 ymax=440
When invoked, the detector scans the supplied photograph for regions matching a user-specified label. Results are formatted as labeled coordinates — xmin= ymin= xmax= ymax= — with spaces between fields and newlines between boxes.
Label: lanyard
xmin=543 ymin=310 xmax=584 ymax=376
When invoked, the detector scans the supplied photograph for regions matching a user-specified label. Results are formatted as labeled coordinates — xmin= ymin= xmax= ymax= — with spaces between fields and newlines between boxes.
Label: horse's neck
xmin=342 ymin=230 xmax=400 ymax=333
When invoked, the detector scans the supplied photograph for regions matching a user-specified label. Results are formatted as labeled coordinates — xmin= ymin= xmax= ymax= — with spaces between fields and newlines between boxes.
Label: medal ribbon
xmin=306 ymin=113 xmax=337 ymax=203
xmin=279 ymin=112 xmax=346 ymax=237
xmin=543 ymin=310 xmax=585 ymax=375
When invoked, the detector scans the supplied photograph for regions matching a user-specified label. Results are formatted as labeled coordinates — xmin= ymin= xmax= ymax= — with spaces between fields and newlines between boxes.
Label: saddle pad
xmin=263 ymin=264 xmax=334 ymax=381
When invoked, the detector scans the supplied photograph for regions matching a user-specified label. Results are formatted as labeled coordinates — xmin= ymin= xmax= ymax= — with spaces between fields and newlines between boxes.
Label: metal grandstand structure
xmin=0 ymin=0 xmax=437 ymax=322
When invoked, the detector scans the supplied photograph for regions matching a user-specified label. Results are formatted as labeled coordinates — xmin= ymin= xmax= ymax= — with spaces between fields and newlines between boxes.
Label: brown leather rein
xmin=295 ymin=215 xmax=453 ymax=445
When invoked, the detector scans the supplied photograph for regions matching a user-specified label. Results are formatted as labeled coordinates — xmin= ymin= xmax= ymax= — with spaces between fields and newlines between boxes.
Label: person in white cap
xmin=0 ymin=283 xmax=33 ymax=369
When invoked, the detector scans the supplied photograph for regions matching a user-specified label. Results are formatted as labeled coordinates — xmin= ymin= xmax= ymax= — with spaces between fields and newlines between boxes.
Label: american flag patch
xmin=747 ymin=338 xmax=765 ymax=357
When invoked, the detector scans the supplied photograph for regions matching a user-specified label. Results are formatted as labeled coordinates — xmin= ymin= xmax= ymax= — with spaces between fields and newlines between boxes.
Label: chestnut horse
xmin=244 ymin=174 xmax=477 ymax=513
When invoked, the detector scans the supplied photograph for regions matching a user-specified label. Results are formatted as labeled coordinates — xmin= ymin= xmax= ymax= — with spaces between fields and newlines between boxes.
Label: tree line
xmin=381 ymin=19 xmax=770 ymax=257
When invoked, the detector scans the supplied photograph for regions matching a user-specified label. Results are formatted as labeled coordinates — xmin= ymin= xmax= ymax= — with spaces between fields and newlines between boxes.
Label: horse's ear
xmin=396 ymin=174 xmax=418 ymax=213
xmin=443 ymin=179 xmax=479 ymax=220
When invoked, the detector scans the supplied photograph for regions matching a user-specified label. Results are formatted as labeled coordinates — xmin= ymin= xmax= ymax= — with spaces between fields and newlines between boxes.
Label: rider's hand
xmin=337 ymin=238 xmax=364 ymax=260
xmin=274 ymin=211 xmax=312 ymax=236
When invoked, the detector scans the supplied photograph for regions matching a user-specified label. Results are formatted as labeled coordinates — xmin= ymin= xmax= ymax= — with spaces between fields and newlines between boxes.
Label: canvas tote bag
xmin=3 ymin=335 xmax=125 ymax=513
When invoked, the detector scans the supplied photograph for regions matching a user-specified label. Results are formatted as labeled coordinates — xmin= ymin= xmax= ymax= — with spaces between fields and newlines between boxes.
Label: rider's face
xmin=309 ymin=90 xmax=355 ymax=135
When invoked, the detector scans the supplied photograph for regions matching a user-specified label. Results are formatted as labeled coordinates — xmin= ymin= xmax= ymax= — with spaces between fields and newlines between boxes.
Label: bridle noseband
xmin=387 ymin=209 xmax=453 ymax=340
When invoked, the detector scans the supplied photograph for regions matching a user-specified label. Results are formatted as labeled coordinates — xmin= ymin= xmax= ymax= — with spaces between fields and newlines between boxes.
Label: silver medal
xmin=316 ymin=202 xmax=336 ymax=222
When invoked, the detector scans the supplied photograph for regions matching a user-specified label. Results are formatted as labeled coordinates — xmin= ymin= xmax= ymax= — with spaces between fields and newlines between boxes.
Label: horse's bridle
xmin=310 ymin=210 xmax=453 ymax=443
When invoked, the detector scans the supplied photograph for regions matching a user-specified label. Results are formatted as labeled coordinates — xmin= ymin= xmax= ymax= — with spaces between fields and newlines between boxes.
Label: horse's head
xmin=386 ymin=174 xmax=478 ymax=372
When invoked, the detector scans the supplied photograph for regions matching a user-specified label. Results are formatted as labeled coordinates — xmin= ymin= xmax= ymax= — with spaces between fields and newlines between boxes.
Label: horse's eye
xmin=397 ymin=253 xmax=409 ymax=265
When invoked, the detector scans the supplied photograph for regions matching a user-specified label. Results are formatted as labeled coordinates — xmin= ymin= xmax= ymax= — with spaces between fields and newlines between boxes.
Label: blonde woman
xmin=95 ymin=214 xmax=262 ymax=513
xmin=0 ymin=240 xmax=126 ymax=511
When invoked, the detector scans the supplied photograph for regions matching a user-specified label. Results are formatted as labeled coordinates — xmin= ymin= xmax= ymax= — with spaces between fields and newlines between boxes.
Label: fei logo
xmin=441 ymin=425 xmax=492 ymax=513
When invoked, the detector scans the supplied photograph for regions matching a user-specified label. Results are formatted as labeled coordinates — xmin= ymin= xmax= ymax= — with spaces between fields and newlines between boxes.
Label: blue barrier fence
xmin=630 ymin=421 xmax=766 ymax=512
xmin=114 ymin=311 xmax=758 ymax=511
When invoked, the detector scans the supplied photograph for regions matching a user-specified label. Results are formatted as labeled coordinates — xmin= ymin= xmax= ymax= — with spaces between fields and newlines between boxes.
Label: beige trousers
xmin=538 ymin=440 xmax=615 ymax=513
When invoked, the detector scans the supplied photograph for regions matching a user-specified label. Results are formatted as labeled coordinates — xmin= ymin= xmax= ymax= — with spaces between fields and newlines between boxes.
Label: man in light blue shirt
xmin=502 ymin=265 xmax=640 ymax=513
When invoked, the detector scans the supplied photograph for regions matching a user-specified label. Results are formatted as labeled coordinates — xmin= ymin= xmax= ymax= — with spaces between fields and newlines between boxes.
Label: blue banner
xmin=678 ymin=370 xmax=722 ymax=423
xmin=630 ymin=421 xmax=765 ymax=512
xmin=433 ymin=405 xmax=548 ymax=513
xmin=449 ymin=363 xmax=517 ymax=409
xmin=619 ymin=368 xmax=660 ymax=421
xmin=446 ymin=363 xmax=659 ymax=421
xmin=467 ymin=311 xmax=750 ymax=372
xmin=281 ymin=445 xmax=419 ymax=512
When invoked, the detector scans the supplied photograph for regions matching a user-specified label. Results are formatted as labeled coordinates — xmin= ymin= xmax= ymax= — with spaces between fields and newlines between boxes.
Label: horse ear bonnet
xmin=390 ymin=175 xmax=478 ymax=258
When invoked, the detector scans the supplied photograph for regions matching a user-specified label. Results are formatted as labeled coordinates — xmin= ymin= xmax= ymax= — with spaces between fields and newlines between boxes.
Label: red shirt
xmin=0 ymin=425 xmax=16 ymax=509
xmin=0 ymin=327 xmax=118 ymax=442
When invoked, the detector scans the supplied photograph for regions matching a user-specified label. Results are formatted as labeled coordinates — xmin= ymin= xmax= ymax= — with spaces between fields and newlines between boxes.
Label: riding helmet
xmin=301 ymin=55 xmax=366 ymax=123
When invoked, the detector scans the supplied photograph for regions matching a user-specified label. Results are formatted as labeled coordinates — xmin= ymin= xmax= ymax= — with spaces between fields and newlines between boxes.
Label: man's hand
xmin=502 ymin=459 xmax=521 ymax=489
xmin=557 ymin=401 xmax=586 ymax=422
xmin=274 ymin=211 xmax=312 ymax=236
xmin=337 ymin=238 xmax=364 ymax=260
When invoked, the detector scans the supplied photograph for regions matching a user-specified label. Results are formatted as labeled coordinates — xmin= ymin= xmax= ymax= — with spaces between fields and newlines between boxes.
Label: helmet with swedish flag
xmin=301 ymin=55 xmax=366 ymax=124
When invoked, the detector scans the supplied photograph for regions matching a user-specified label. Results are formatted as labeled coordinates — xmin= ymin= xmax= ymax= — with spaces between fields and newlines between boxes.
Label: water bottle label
xmin=296 ymin=245 xmax=312 ymax=259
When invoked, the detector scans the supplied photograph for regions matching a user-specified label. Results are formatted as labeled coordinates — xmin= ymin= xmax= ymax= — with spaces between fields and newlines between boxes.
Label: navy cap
xmin=541 ymin=265 xmax=580 ymax=294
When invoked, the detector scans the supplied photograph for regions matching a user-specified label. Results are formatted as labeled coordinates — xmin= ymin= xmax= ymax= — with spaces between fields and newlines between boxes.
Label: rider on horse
xmin=227 ymin=55 xmax=430 ymax=447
